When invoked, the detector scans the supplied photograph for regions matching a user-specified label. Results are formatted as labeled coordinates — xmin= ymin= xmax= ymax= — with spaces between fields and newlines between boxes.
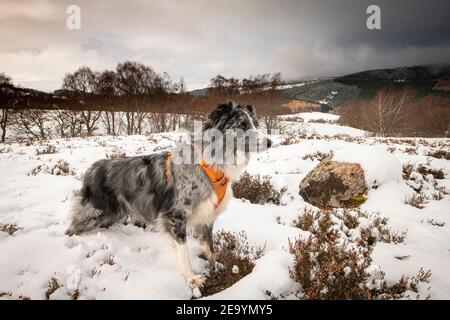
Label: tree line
xmin=2 ymin=61 xmax=448 ymax=141
xmin=336 ymin=87 xmax=450 ymax=137
xmin=0 ymin=64 xmax=290 ymax=142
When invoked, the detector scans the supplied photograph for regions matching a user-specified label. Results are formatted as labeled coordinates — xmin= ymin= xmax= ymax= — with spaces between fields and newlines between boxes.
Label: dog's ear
xmin=209 ymin=101 xmax=234 ymax=120
xmin=244 ymin=104 xmax=255 ymax=114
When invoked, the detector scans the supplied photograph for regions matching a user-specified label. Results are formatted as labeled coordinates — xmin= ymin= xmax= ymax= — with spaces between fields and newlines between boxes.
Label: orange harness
xmin=165 ymin=154 xmax=229 ymax=208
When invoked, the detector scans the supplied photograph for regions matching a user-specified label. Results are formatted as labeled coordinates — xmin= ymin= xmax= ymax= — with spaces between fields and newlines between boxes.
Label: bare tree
xmin=259 ymin=73 xmax=284 ymax=134
xmin=0 ymin=72 xmax=11 ymax=85
xmin=115 ymin=61 xmax=174 ymax=134
xmin=80 ymin=107 xmax=101 ymax=136
xmin=0 ymin=73 xmax=12 ymax=142
xmin=208 ymin=75 xmax=240 ymax=99
xmin=53 ymin=109 xmax=70 ymax=138
xmin=96 ymin=70 xmax=119 ymax=135
xmin=0 ymin=109 xmax=8 ymax=142
xmin=53 ymin=109 xmax=84 ymax=138
xmin=62 ymin=67 xmax=101 ymax=136
xmin=171 ymin=76 xmax=189 ymax=130
xmin=12 ymin=108 xmax=51 ymax=140
xmin=363 ymin=88 xmax=414 ymax=136
xmin=66 ymin=110 xmax=83 ymax=137
xmin=116 ymin=61 xmax=154 ymax=134
xmin=336 ymin=98 xmax=374 ymax=132
xmin=421 ymin=96 xmax=450 ymax=136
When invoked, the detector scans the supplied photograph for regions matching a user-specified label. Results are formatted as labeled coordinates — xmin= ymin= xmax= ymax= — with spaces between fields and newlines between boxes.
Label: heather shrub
xmin=232 ymin=172 xmax=286 ymax=205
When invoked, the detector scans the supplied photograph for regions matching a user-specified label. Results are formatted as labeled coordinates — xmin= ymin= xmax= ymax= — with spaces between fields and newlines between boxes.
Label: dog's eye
xmin=241 ymin=122 xmax=249 ymax=130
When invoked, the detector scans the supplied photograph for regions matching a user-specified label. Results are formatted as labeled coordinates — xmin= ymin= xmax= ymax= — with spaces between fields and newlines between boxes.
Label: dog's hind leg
xmin=66 ymin=200 xmax=124 ymax=236
xmin=66 ymin=201 xmax=101 ymax=235
xmin=163 ymin=210 xmax=205 ymax=288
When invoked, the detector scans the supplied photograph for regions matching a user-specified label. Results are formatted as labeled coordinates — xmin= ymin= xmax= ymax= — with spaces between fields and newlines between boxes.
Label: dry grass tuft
xmin=285 ymin=207 xmax=433 ymax=300
xmin=289 ymin=234 xmax=373 ymax=299
xmin=404 ymin=147 xmax=418 ymax=155
xmin=289 ymin=209 xmax=429 ymax=300
xmin=51 ymin=160 xmax=72 ymax=176
xmin=427 ymin=150 xmax=450 ymax=160
xmin=0 ymin=223 xmax=23 ymax=235
xmin=103 ymin=255 xmax=115 ymax=266
xmin=395 ymin=255 xmax=410 ymax=261
xmin=106 ymin=148 xmax=126 ymax=160
xmin=425 ymin=219 xmax=445 ymax=227
xmin=302 ymin=151 xmax=333 ymax=162
xmin=405 ymin=193 xmax=426 ymax=209
xmin=416 ymin=165 xmax=445 ymax=180
xmin=45 ymin=277 xmax=62 ymax=300
xmin=294 ymin=208 xmax=406 ymax=247
xmin=232 ymin=172 xmax=287 ymax=205
xmin=70 ymin=290 xmax=80 ymax=300
xmin=201 ymin=230 xmax=264 ymax=297
xmin=36 ymin=144 xmax=57 ymax=155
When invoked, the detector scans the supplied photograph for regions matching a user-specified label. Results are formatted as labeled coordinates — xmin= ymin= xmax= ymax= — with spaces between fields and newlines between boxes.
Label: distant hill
xmin=189 ymin=87 xmax=209 ymax=97
xmin=337 ymin=64 xmax=450 ymax=82
xmin=295 ymin=64 xmax=450 ymax=108
xmin=281 ymin=79 xmax=360 ymax=108
xmin=189 ymin=64 xmax=450 ymax=109
xmin=0 ymin=83 xmax=76 ymax=110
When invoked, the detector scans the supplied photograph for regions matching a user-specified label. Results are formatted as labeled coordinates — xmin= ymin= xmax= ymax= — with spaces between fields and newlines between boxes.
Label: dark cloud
xmin=0 ymin=0 xmax=449 ymax=91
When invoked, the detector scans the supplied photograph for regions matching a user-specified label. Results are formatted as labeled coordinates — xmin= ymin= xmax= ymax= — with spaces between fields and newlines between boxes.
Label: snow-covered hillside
xmin=0 ymin=113 xmax=449 ymax=299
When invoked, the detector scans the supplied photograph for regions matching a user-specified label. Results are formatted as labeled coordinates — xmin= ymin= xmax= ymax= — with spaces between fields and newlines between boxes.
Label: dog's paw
xmin=65 ymin=228 xmax=76 ymax=236
xmin=187 ymin=274 xmax=206 ymax=289
xmin=192 ymin=287 xmax=202 ymax=299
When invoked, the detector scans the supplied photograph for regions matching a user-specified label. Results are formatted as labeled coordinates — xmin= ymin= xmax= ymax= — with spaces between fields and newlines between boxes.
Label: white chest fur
xmin=187 ymin=184 xmax=232 ymax=229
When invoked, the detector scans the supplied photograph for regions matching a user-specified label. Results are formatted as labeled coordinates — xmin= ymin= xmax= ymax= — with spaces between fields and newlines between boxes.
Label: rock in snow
xmin=299 ymin=156 xmax=367 ymax=208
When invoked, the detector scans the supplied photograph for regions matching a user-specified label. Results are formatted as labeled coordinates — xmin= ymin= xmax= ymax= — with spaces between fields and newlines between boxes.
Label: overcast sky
xmin=1 ymin=0 xmax=450 ymax=92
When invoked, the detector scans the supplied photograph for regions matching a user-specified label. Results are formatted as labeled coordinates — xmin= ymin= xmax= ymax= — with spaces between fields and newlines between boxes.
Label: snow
xmin=333 ymin=144 xmax=403 ymax=187
xmin=278 ymin=112 xmax=367 ymax=137
xmin=303 ymin=122 xmax=367 ymax=137
xmin=279 ymin=112 xmax=340 ymax=123
xmin=0 ymin=120 xmax=449 ymax=300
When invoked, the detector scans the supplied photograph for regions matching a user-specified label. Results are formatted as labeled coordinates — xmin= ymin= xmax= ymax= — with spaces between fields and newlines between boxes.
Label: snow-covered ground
xmin=279 ymin=112 xmax=366 ymax=137
xmin=279 ymin=112 xmax=340 ymax=123
xmin=0 ymin=113 xmax=449 ymax=299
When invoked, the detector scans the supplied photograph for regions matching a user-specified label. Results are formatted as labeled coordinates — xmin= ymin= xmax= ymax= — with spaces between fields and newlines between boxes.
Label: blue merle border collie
xmin=66 ymin=101 xmax=272 ymax=289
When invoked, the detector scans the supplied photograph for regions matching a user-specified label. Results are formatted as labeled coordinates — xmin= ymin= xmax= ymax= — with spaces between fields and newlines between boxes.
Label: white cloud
xmin=0 ymin=0 xmax=449 ymax=91
xmin=0 ymin=0 xmax=57 ymax=21
xmin=0 ymin=45 xmax=116 ymax=91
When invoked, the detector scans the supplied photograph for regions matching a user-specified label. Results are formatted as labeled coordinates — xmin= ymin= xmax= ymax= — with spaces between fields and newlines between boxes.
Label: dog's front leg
xmin=165 ymin=211 xmax=205 ymax=288
xmin=194 ymin=224 xmax=216 ymax=264
xmin=174 ymin=241 xmax=205 ymax=288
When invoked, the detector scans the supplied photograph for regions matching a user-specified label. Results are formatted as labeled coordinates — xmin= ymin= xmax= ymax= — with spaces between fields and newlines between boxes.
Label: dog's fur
xmin=66 ymin=102 xmax=270 ymax=288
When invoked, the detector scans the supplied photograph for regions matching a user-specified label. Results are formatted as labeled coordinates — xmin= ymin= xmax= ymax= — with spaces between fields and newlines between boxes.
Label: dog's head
xmin=203 ymin=101 xmax=259 ymax=132
xmin=200 ymin=102 xmax=272 ymax=166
